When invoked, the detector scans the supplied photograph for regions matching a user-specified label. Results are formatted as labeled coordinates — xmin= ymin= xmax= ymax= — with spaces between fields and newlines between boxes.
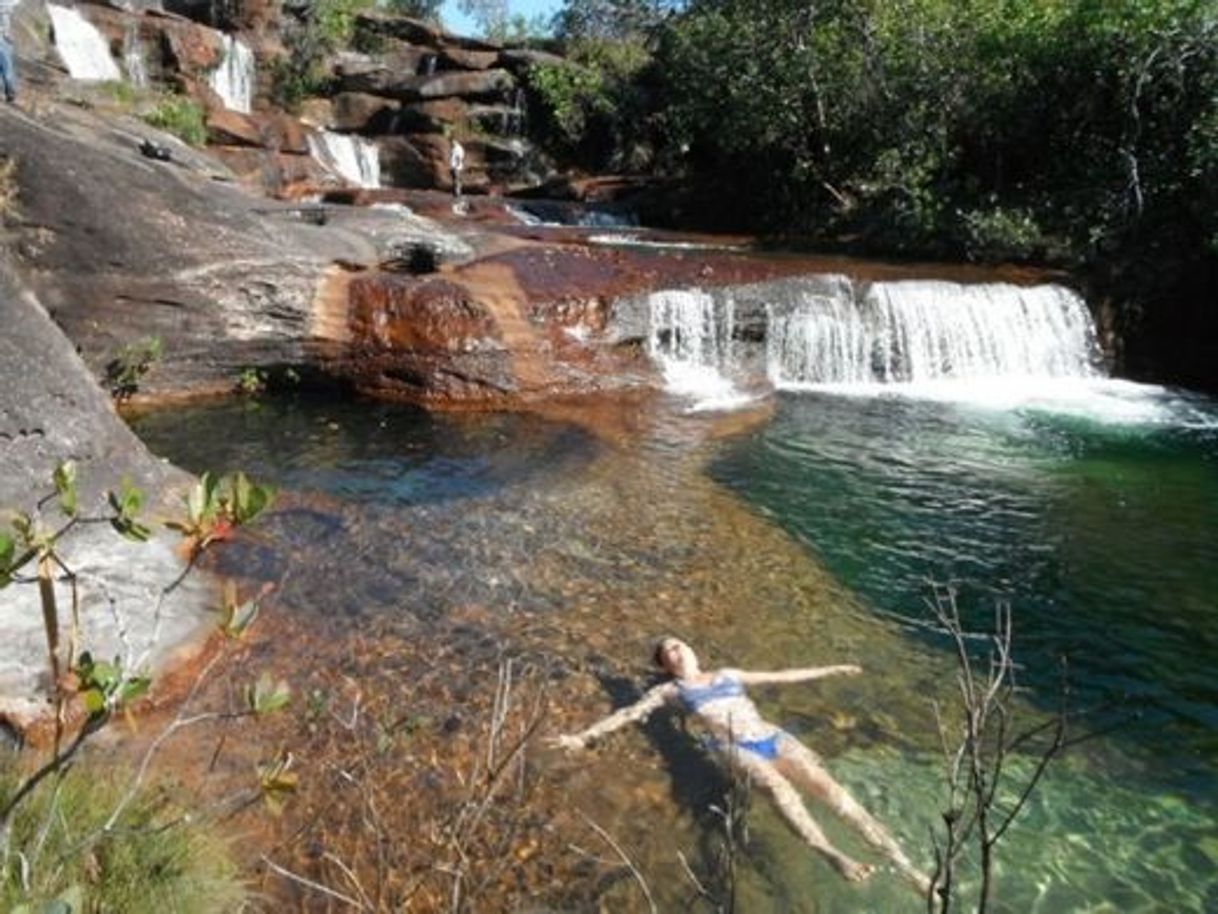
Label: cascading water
xmin=48 ymin=4 xmax=122 ymax=82
xmin=123 ymin=24 xmax=148 ymax=89
xmin=767 ymin=280 xmax=1101 ymax=387
xmin=646 ymin=289 xmax=751 ymax=410
xmin=208 ymin=34 xmax=255 ymax=114
xmin=307 ymin=131 xmax=381 ymax=188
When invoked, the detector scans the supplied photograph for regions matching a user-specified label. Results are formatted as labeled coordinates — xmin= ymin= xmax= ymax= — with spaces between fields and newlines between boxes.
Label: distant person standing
xmin=449 ymin=138 xmax=466 ymax=198
xmin=0 ymin=0 xmax=17 ymax=104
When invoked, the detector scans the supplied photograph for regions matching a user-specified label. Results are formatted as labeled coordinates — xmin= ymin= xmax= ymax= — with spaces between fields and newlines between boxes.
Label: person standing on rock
xmin=449 ymin=138 xmax=466 ymax=198
xmin=0 ymin=0 xmax=18 ymax=104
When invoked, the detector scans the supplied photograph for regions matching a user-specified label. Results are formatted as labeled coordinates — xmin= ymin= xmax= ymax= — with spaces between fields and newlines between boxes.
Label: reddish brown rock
xmin=160 ymin=16 xmax=224 ymax=75
xmin=416 ymin=69 xmax=515 ymax=101
xmin=397 ymin=97 xmax=470 ymax=134
xmin=439 ymin=47 xmax=499 ymax=71
xmin=208 ymin=146 xmax=326 ymax=192
xmin=344 ymin=274 xmax=516 ymax=401
xmin=207 ymin=108 xmax=263 ymax=147
xmin=354 ymin=12 xmax=499 ymax=52
xmin=337 ymin=259 xmax=646 ymax=406
xmin=497 ymin=47 xmax=565 ymax=72
xmin=264 ymin=113 xmax=311 ymax=155
xmin=378 ymin=136 xmax=445 ymax=188
xmin=297 ymin=97 xmax=336 ymax=129
xmin=334 ymin=51 xmax=430 ymax=97
xmin=206 ymin=110 xmax=312 ymax=154
xmin=331 ymin=92 xmax=400 ymax=133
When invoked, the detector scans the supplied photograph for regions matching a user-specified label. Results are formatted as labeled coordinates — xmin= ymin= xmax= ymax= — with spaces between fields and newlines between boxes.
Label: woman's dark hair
xmin=653 ymin=637 xmax=674 ymax=669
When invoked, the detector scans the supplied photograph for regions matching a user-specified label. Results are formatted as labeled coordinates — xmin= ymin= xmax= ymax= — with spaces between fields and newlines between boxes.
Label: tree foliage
xmin=553 ymin=0 xmax=680 ymax=41
xmin=654 ymin=0 xmax=1217 ymax=260
xmin=527 ymin=0 xmax=1216 ymax=384
xmin=381 ymin=0 xmax=443 ymax=18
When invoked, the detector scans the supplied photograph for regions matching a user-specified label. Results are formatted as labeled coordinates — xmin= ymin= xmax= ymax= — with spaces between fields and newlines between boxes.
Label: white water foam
xmin=122 ymin=23 xmax=148 ymax=89
xmin=506 ymin=204 xmax=557 ymax=227
xmin=48 ymin=4 xmax=122 ymax=82
xmin=765 ymin=279 xmax=1215 ymax=427
xmin=646 ymin=289 xmax=755 ymax=411
xmin=589 ymin=233 xmax=748 ymax=252
xmin=208 ymin=34 xmax=255 ymax=113
xmin=308 ymin=131 xmax=381 ymax=188
xmin=768 ymin=280 xmax=1100 ymax=386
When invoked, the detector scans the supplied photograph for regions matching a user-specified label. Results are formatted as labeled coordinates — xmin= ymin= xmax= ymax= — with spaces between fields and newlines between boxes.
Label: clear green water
xmin=711 ymin=388 xmax=1218 ymax=790
xmin=131 ymin=388 xmax=1218 ymax=912
xmin=709 ymin=385 xmax=1218 ymax=912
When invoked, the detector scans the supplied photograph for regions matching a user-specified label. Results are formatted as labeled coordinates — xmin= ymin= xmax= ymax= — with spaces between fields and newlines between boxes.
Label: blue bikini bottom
xmin=705 ymin=732 xmax=782 ymax=761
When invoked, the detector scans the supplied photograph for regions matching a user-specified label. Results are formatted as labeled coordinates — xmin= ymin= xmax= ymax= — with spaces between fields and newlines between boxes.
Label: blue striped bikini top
xmin=677 ymin=673 xmax=745 ymax=712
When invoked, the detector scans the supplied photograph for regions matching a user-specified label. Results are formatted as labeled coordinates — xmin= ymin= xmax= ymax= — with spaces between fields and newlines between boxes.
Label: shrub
xmin=104 ymin=336 xmax=162 ymax=400
xmin=958 ymin=205 xmax=1046 ymax=262
xmin=99 ymin=80 xmax=138 ymax=108
xmin=141 ymin=96 xmax=207 ymax=147
xmin=0 ymin=761 xmax=247 ymax=913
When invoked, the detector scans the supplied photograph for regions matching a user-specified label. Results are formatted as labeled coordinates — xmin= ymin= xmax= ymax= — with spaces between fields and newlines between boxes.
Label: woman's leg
xmin=775 ymin=734 xmax=931 ymax=894
xmin=727 ymin=749 xmax=875 ymax=883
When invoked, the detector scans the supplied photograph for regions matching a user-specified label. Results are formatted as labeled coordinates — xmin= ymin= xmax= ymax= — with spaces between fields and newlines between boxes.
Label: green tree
xmin=381 ymin=0 xmax=443 ymax=17
xmin=457 ymin=0 xmax=509 ymax=37
xmin=553 ymin=0 xmax=682 ymax=41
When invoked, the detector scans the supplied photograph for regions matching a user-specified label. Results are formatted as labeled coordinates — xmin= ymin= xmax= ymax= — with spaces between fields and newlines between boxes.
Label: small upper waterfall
xmin=307 ymin=131 xmax=381 ymax=188
xmin=646 ymin=289 xmax=750 ymax=409
xmin=208 ymin=34 xmax=255 ymax=114
xmin=123 ymin=24 xmax=148 ymax=89
xmin=48 ymin=4 xmax=122 ymax=82
xmin=767 ymin=280 xmax=1101 ymax=387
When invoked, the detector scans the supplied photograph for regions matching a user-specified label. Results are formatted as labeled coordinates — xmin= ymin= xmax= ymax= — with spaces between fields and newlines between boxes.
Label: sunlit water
xmin=131 ymin=390 xmax=1218 ymax=912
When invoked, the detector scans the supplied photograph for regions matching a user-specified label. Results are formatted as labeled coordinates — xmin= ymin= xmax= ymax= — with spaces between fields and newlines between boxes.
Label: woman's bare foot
xmin=833 ymin=856 xmax=876 ymax=883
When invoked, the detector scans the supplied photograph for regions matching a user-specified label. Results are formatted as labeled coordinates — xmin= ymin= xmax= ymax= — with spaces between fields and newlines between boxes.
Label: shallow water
xmin=130 ymin=388 xmax=1218 ymax=912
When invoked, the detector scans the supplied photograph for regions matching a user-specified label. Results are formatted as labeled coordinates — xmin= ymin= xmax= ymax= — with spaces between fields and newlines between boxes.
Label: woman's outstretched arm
xmin=733 ymin=665 xmax=862 ymax=686
xmin=550 ymin=683 xmax=675 ymax=750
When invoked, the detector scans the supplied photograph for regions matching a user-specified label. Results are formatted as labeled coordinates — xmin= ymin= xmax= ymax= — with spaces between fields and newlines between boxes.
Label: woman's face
xmin=658 ymin=638 xmax=698 ymax=677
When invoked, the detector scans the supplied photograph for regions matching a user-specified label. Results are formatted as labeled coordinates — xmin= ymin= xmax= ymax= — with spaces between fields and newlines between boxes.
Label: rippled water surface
xmin=131 ymin=388 xmax=1218 ymax=912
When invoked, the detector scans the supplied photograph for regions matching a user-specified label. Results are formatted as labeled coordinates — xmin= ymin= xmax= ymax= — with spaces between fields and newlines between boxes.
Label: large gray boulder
xmin=0 ymin=101 xmax=470 ymax=395
xmin=0 ymin=261 xmax=213 ymax=731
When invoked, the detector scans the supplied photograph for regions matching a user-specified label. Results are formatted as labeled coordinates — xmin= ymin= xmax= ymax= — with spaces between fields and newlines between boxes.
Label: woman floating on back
xmin=551 ymin=637 xmax=930 ymax=893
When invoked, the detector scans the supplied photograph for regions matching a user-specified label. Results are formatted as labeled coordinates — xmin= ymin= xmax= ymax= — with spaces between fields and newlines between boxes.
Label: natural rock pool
xmin=128 ymin=379 xmax=1218 ymax=913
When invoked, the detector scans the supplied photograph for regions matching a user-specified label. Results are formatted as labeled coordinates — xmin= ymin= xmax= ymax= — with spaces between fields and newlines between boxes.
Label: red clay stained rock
xmin=330 ymin=92 xmax=400 ymax=133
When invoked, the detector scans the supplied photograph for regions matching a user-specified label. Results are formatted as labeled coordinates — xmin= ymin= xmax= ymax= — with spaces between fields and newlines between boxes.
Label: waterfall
xmin=208 ymin=34 xmax=255 ymax=114
xmin=647 ymin=289 xmax=750 ymax=409
xmin=767 ymin=280 xmax=1101 ymax=387
xmin=123 ymin=24 xmax=148 ymax=89
xmin=48 ymin=4 xmax=122 ymax=82
xmin=307 ymin=131 xmax=381 ymax=189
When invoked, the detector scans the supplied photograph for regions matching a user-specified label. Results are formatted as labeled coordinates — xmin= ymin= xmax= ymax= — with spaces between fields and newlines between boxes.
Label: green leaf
xmin=12 ymin=511 xmax=33 ymax=544
xmin=118 ymin=479 xmax=144 ymax=516
xmin=0 ymin=532 xmax=13 ymax=588
xmin=257 ymin=751 xmax=297 ymax=815
xmin=116 ymin=676 xmax=151 ymax=707
xmin=81 ymin=688 xmax=106 ymax=716
xmin=247 ymin=673 xmax=291 ymax=715
xmin=110 ymin=516 xmax=152 ymax=543
xmin=185 ymin=472 xmax=213 ymax=525
xmin=223 ymin=594 xmax=261 ymax=639
xmin=53 ymin=460 xmax=78 ymax=518
xmin=231 ymin=472 xmax=252 ymax=518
